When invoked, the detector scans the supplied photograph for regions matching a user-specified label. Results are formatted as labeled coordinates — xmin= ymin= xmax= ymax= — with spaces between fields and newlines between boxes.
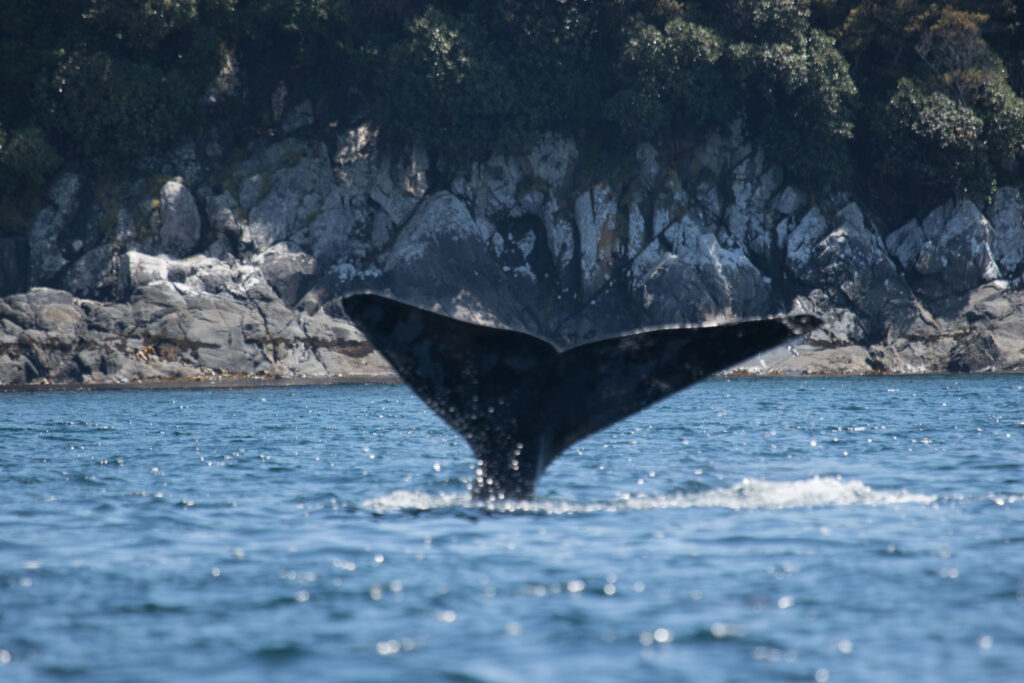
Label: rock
xmin=893 ymin=200 xmax=1001 ymax=293
xmin=633 ymin=220 xmax=771 ymax=324
xmin=2 ymin=288 xmax=86 ymax=351
xmin=255 ymin=242 xmax=317 ymax=307
xmin=784 ymin=207 xmax=830 ymax=276
xmin=884 ymin=219 xmax=924 ymax=272
xmin=0 ymin=237 xmax=28 ymax=296
xmin=29 ymin=173 xmax=81 ymax=285
xmin=986 ymin=187 xmax=1024 ymax=277
xmin=60 ymin=244 xmax=121 ymax=299
xmin=948 ymin=330 xmax=1001 ymax=373
xmin=0 ymin=356 xmax=32 ymax=384
xmin=282 ymin=99 xmax=314 ymax=133
xmin=576 ymin=183 xmax=619 ymax=299
xmin=334 ymin=124 xmax=379 ymax=194
xmin=526 ymin=134 xmax=577 ymax=189
xmin=206 ymin=193 xmax=244 ymax=240
xmin=795 ymin=204 xmax=933 ymax=344
xmin=773 ymin=186 xmax=805 ymax=217
xmin=368 ymin=144 xmax=429 ymax=227
xmin=126 ymin=251 xmax=171 ymax=289
xmin=465 ymin=153 xmax=524 ymax=218
xmin=247 ymin=143 xmax=335 ymax=249
xmin=726 ymin=146 xmax=780 ymax=262
xmin=634 ymin=142 xmax=659 ymax=191
xmin=159 ymin=180 xmax=202 ymax=257
xmin=543 ymin=207 xmax=576 ymax=282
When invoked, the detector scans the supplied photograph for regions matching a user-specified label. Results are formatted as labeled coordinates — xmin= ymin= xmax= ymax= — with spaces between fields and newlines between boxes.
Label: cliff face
xmin=2 ymin=117 xmax=1023 ymax=387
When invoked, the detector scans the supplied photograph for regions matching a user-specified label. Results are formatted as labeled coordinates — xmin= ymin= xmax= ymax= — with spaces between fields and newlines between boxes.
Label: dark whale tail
xmin=342 ymin=293 xmax=819 ymax=501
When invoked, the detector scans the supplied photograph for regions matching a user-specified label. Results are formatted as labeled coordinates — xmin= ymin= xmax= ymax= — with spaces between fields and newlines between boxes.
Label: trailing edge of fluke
xmin=342 ymin=292 xmax=820 ymax=501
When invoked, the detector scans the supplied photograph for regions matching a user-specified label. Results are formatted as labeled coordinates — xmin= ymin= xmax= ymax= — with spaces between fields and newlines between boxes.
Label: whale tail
xmin=342 ymin=293 xmax=819 ymax=500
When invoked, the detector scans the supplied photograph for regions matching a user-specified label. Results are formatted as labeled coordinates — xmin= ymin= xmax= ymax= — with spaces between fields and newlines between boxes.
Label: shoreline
xmin=2 ymin=368 xmax=1017 ymax=394
xmin=0 ymin=373 xmax=402 ymax=393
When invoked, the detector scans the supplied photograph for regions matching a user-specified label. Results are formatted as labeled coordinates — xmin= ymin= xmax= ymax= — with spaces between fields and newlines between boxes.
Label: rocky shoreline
xmin=2 ymin=117 xmax=1024 ymax=388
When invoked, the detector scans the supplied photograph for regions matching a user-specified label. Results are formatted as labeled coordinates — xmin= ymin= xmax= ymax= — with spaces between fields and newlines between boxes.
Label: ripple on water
xmin=2 ymin=379 xmax=1022 ymax=682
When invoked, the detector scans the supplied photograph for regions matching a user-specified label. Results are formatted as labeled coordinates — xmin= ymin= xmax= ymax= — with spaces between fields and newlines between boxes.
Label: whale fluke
xmin=342 ymin=293 xmax=819 ymax=501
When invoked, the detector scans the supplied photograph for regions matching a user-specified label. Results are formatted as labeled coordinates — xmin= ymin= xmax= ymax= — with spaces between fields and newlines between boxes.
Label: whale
xmin=342 ymin=293 xmax=819 ymax=501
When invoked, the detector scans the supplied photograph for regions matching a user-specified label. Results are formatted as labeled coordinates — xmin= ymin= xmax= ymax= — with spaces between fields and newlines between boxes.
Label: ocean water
xmin=1 ymin=376 xmax=1022 ymax=682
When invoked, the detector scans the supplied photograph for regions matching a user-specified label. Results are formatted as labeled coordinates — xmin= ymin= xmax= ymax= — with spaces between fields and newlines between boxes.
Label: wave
xmin=359 ymin=476 xmax=937 ymax=514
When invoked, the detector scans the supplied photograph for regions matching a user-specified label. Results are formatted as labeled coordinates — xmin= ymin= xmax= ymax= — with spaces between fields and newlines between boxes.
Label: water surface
xmin=1 ymin=376 xmax=1022 ymax=681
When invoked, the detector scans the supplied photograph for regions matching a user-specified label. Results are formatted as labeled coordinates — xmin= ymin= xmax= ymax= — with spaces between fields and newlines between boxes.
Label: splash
xmin=630 ymin=476 xmax=938 ymax=511
xmin=359 ymin=476 xmax=936 ymax=514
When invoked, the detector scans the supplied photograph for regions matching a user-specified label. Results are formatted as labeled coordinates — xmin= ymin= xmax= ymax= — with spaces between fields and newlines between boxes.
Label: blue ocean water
xmin=1 ymin=376 xmax=1022 ymax=682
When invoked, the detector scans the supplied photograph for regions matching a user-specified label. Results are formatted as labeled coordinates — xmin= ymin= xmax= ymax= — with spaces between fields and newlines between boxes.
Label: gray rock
xmin=0 ymin=356 xmax=31 ymax=384
xmin=206 ymin=193 xmax=243 ymax=239
xmin=948 ymin=330 xmax=1001 ymax=373
xmin=913 ymin=200 xmax=1001 ymax=292
xmin=334 ymin=124 xmax=379 ymax=195
xmin=795 ymin=206 xmax=933 ymax=344
xmin=382 ymin=193 xmax=487 ymax=285
xmin=634 ymin=142 xmax=659 ymax=191
xmin=61 ymin=244 xmax=121 ymax=299
xmin=526 ymin=134 xmax=578 ymax=190
xmin=255 ymin=242 xmax=317 ymax=307
xmin=368 ymin=144 xmax=429 ymax=227
xmin=466 ymin=153 xmax=524 ymax=219
xmin=126 ymin=251 xmax=171 ymax=289
xmin=575 ymin=183 xmax=618 ymax=299
xmin=885 ymin=219 xmax=924 ymax=273
xmin=29 ymin=173 xmax=81 ymax=285
xmin=282 ymin=99 xmax=314 ymax=133
xmin=238 ymin=174 xmax=267 ymax=212
xmin=773 ymin=186 xmax=805 ymax=217
xmin=639 ymin=220 xmax=771 ymax=323
xmin=247 ymin=142 xmax=337 ymax=250
xmin=986 ymin=187 xmax=1024 ymax=277
xmin=784 ymin=207 xmax=829 ymax=276
xmin=159 ymin=180 xmax=202 ymax=257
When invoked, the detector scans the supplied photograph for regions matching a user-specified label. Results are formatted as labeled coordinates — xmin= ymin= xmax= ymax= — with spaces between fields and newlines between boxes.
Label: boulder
xmin=159 ymin=180 xmax=202 ymax=257
xmin=247 ymin=144 xmax=336 ymax=249
xmin=795 ymin=203 xmax=933 ymax=344
xmin=206 ymin=192 xmax=244 ymax=241
xmin=784 ymin=207 xmax=830 ymax=276
xmin=633 ymin=220 xmax=771 ymax=325
xmin=888 ymin=200 xmax=1000 ymax=293
xmin=948 ymin=330 xmax=1001 ymax=373
xmin=255 ymin=242 xmax=317 ymax=307
xmin=126 ymin=251 xmax=172 ymax=289
xmin=61 ymin=244 xmax=121 ymax=299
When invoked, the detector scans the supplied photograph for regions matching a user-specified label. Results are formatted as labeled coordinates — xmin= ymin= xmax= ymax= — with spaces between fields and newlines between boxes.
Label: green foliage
xmin=379 ymin=7 xmax=515 ymax=156
xmin=728 ymin=26 xmax=856 ymax=184
xmin=833 ymin=2 xmax=1024 ymax=209
xmin=0 ymin=126 xmax=61 ymax=234
xmin=876 ymin=79 xmax=991 ymax=198
xmin=606 ymin=17 xmax=727 ymax=139
xmin=0 ymin=0 xmax=1023 ymax=234
xmin=46 ymin=51 xmax=197 ymax=163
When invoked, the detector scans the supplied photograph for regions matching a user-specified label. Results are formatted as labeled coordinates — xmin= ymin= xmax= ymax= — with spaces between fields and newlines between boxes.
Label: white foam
xmin=359 ymin=476 xmax=936 ymax=514
xmin=623 ymin=476 xmax=938 ymax=511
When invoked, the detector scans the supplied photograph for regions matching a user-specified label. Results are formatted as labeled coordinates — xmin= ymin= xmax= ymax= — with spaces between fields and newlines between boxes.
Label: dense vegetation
xmin=1 ymin=1 xmax=1022 ymax=234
